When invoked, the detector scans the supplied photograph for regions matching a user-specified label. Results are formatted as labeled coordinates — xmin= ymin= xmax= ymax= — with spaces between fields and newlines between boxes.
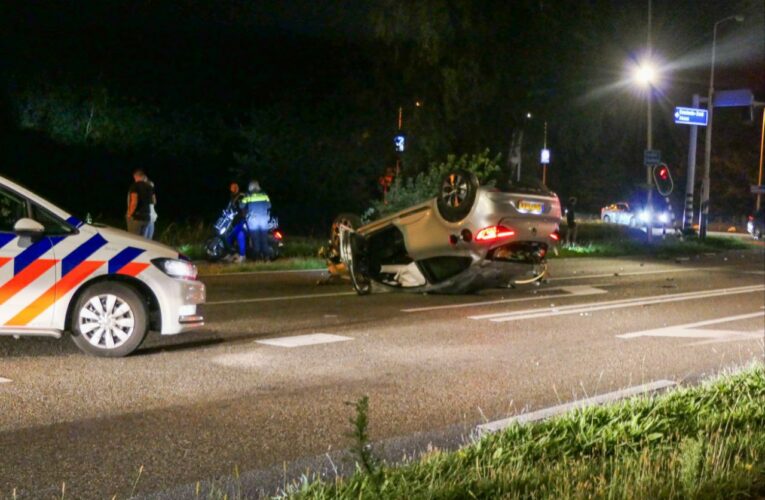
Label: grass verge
xmin=289 ymin=364 xmax=765 ymax=499
xmin=557 ymin=222 xmax=752 ymax=259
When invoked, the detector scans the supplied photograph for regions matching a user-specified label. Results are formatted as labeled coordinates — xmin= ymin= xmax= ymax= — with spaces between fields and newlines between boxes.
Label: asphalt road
xmin=1 ymin=249 xmax=764 ymax=498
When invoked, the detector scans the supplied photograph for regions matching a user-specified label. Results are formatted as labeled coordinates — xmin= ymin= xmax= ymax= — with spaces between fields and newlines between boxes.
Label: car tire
xmin=339 ymin=229 xmax=371 ymax=295
xmin=70 ymin=282 xmax=149 ymax=357
xmin=603 ymin=215 xmax=611 ymax=223
xmin=204 ymin=236 xmax=227 ymax=262
xmin=437 ymin=169 xmax=479 ymax=223
xmin=330 ymin=213 xmax=363 ymax=262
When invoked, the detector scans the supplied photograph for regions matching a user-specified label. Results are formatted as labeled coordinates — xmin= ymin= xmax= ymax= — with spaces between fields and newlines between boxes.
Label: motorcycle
xmin=204 ymin=204 xmax=284 ymax=262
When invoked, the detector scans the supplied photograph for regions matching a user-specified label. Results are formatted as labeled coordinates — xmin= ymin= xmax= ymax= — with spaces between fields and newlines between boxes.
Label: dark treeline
xmin=0 ymin=0 xmax=762 ymax=233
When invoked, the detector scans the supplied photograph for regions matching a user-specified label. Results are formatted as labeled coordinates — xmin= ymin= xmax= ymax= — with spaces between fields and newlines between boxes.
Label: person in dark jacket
xmin=240 ymin=179 xmax=272 ymax=260
xmin=126 ymin=169 xmax=155 ymax=238
xmin=565 ymin=196 xmax=578 ymax=246
xmin=227 ymin=181 xmax=248 ymax=263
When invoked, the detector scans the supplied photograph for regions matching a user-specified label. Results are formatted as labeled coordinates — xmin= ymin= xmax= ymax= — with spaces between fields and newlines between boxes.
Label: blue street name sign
xmin=751 ymin=185 xmax=765 ymax=195
xmin=643 ymin=149 xmax=661 ymax=166
xmin=674 ymin=107 xmax=708 ymax=126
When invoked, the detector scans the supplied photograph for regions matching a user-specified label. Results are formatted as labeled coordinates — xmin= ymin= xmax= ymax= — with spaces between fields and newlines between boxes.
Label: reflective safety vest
xmin=240 ymin=192 xmax=270 ymax=204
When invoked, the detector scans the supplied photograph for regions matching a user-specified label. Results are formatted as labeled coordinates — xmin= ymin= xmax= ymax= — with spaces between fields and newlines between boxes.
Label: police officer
xmin=240 ymin=179 xmax=272 ymax=261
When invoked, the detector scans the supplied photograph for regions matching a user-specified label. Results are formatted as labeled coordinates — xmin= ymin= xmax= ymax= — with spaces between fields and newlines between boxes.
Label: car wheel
xmin=340 ymin=230 xmax=371 ymax=295
xmin=70 ymin=282 xmax=149 ymax=357
xmin=603 ymin=215 xmax=611 ymax=223
xmin=204 ymin=236 xmax=227 ymax=262
xmin=437 ymin=169 xmax=479 ymax=223
xmin=330 ymin=213 xmax=362 ymax=263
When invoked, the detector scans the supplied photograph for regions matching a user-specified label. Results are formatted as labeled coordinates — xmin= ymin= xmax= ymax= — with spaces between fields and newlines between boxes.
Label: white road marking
xmin=0 ymin=377 xmax=11 ymax=384
xmin=256 ymin=333 xmax=353 ymax=348
xmin=469 ymin=285 xmax=765 ymax=323
xmin=206 ymin=291 xmax=355 ymax=306
xmin=402 ymin=285 xmax=607 ymax=313
xmin=477 ymin=379 xmax=676 ymax=434
xmin=617 ymin=312 xmax=765 ymax=345
xmin=548 ymin=267 xmax=704 ymax=282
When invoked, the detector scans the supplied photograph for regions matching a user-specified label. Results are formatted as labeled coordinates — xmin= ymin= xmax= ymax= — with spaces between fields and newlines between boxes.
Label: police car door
xmin=0 ymin=186 xmax=65 ymax=332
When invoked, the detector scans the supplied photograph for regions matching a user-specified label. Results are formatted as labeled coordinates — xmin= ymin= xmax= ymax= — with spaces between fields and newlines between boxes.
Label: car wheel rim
xmin=78 ymin=294 xmax=135 ymax=349
xmin=441 ymin=174 xmax=468 ymax=208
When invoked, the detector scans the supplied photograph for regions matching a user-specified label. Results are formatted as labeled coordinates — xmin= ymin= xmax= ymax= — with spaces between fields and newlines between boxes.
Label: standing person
xmin=241 ymin=179 xmax=272 ymax=261
xmin=228 ymin=181 xmax=247 ymax=263
xmin=126 ymin=169 xmax=155 ymax=238
xmin=565 ymin=196 xmax=578 ymax=247
xmin=145 ymin=176 xmax=158 ymax=240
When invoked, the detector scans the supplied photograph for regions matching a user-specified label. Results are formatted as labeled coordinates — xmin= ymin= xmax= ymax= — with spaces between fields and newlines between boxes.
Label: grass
xmin=287 ymin=364 xmax=765 ymax=499
xmin=557 ymin=222 xmax=752 ymax=259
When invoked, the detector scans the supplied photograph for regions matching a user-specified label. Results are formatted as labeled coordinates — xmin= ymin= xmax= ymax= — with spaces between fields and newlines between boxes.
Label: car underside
xmin=331 ymin=170 xmax=563 ymax=295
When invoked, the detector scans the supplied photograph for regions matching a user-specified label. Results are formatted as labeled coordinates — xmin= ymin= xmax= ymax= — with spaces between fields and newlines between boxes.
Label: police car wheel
xmin=70 ymin=282 xmax=148 ymax=357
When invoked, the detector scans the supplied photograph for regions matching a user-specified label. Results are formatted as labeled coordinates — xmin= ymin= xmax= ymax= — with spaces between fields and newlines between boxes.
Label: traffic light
xmin=653 ymin=163 xmax=674 ymax=196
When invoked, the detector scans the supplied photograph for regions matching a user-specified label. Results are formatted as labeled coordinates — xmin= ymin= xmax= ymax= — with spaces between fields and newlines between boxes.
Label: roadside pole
xmin=758 ymin=108 xmax=765 ymax=211
xmin=646 ymin=89 xmax=654 ymax=243
xmin=682 ymin=94 xmax=700 ymax=232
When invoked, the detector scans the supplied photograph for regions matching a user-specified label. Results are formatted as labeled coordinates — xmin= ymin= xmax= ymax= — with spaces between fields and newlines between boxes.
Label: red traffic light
xmin=658 ymin=167 xmax=669 ymax=180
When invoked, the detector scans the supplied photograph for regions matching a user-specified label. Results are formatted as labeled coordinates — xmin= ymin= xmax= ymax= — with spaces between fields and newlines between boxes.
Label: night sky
xmin=1 ymin=0 xmax=763 ymax=232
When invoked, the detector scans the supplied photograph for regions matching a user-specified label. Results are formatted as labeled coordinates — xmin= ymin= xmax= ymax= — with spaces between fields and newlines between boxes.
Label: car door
xmin=0 ymin=185 xmax=60 ymax=330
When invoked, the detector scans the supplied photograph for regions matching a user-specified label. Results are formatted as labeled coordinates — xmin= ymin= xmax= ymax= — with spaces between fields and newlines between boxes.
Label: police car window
xmin=31 ymin=204 xmax=73 ymax=235
xmin=0 ymin=188 xmax=28 ymax=233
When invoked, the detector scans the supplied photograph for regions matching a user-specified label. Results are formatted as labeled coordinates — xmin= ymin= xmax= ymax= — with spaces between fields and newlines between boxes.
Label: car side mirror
xmin=13 ymin=218 xmax=45 ymax=236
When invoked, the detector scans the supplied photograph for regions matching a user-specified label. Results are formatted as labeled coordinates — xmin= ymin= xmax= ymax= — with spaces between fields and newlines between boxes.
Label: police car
xmin=0 ymin=175 xmax=205 ymax=357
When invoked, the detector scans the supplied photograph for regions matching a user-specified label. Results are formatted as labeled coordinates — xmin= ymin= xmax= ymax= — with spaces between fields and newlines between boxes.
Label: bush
xmin=368 ymin=150 xmax=502 ymax=220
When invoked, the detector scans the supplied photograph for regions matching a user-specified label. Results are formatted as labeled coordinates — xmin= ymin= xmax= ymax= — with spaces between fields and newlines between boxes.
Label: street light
xmin=699 ymin=14 xmax=744 ymax=238
xmin=632 ymin=58 xmax=659 ymax=241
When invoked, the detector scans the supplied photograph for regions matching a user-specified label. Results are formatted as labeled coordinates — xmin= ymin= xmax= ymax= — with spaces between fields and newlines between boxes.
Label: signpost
xmin=643 ymin=149 xmax=661 ymax=166
xmin=674 ymin=107 xmax=708 ymax=126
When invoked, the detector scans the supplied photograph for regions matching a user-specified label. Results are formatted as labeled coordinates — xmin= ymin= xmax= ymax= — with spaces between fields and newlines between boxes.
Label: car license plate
xmin=518 ymin=200 xmax=544 ymax=214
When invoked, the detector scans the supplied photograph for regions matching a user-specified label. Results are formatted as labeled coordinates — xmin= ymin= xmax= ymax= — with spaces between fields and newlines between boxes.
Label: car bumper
xmin=159 ymin=279 xmax=206 ymax=334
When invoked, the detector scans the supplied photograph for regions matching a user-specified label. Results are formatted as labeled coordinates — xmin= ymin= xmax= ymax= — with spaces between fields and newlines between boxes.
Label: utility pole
xmin=645 ymin=0 xmax=654 ymax=242
xmin=757 ymin=107 xmax=765 ymax=211
xmin=682 ymin=94 xmax=700 ymax=233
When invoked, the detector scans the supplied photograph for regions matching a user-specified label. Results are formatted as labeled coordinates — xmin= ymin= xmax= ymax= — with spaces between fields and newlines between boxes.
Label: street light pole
xmin=757 ymin=107 xmax=765 ymax=212
xmin=699 ymin=14 xmax=744 ymax=238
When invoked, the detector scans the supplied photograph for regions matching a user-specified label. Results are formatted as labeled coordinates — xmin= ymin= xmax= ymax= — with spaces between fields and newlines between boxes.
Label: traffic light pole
xmin=646 ymin=86 xmax=654 ymax=243
xmin=682 ymin=94 xmax=700 ymax=233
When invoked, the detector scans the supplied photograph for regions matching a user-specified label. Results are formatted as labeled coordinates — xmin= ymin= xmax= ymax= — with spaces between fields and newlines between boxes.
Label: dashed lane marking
xmin=617 ymin=312 xmax=765 ymax=345
xmin=477 ymin=379 xmax=676 ymax=434
xmin=255 ymin=333 xmax=353 ymax=348
xmin=469 ymin=285 xmax=765 ymax=323
xmin=0 ymin=377 xmax=11 ymax=384
xmin=206 ymin=291 xmax=355 ymax=306
xmin=547 ymin=267 xmax=704 ymax=282
xmin=402 ymin=285 xmax=607 ymax=313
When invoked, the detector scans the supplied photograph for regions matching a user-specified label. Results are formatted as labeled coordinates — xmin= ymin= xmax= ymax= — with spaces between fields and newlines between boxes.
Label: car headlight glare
xmin=639 ymin=210 xmax=650 ymax=222
xmin=152 ymin=258 xmax=198 ymax=280
xmin=658 ymin=212 xmax=669 ymax=223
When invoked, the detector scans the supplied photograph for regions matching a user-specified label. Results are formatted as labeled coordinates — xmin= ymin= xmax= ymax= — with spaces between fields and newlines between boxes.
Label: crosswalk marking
xmin=256 ymin=333 xmax=352 ymax=348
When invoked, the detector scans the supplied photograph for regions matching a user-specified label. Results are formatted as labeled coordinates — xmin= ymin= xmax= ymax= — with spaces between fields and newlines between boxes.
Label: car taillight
xmin=550 ymin=231 xmax=560 ymax=241
xmin=273 ymin=230 xmax=283 ymax=240
xmin=475 ymin=225 xmax=515 ymax=242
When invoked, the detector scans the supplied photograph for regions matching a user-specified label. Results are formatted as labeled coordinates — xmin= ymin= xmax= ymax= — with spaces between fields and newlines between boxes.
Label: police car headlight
xmin=639 ymin=210 xmax=650 ymax=222
xmin=152 ymin=258 xmax=198 ymax=280
xmin=658 ymin=212 xmax=669 ymax=223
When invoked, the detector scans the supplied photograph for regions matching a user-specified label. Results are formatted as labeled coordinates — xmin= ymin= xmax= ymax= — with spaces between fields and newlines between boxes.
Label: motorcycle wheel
xmin=205 ymin=236 xmax=227 ymax=262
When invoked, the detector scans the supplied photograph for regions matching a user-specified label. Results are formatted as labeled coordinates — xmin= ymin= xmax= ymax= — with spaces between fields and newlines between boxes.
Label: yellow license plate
xmin=518 ymin=200 xmax=544 ymax=214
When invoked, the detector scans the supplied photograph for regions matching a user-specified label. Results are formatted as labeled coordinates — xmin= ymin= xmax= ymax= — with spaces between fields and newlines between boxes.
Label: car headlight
xmin=639 ymin=210 xmax=650 ymax=222
xmin=658 ymin=212 xmax=669 ymax=223
xmin=152 ymin=258 xmax=198 ymax=280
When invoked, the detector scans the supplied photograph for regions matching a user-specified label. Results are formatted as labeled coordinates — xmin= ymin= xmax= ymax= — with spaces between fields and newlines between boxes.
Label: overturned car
xmin=330 ymin=170 xmax=562 ymax=294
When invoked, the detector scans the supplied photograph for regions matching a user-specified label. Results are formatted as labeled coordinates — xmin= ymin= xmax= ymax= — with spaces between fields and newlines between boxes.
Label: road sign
xmin=751 ymin=185 xmax=765 ymax=194
xmin=674 ymin=107 xmax=708 ymax=126
xmin=394 ymin=134 xmax=406 ymax=152
xmin=713 ymin=89 xmax=754 ymax=108
xmin=643 ymin=149 xmax=661 ymax=166
xmin=540 ymin=148 xmax=550 ymax=164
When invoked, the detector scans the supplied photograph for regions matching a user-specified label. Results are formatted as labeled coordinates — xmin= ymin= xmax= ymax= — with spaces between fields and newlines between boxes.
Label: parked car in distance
xmin=747 ymin=208 xmax=764 ymax=240
xmin=601 ymin=201 xmax=671 ymax=228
